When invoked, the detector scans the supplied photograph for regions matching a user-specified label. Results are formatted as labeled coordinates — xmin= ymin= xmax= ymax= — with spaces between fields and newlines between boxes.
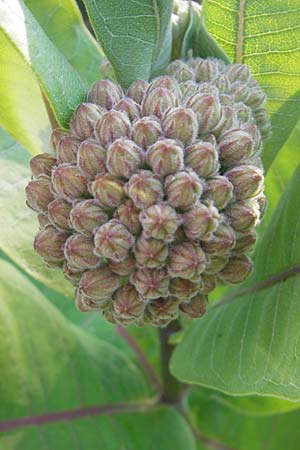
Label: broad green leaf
xmin=24 ymin=0 xmax=104 ymax=85
xmin=171 ymin=166 xmax=300 ymax=400
xmin=82 ymin=0 xmax=173 ymax=87
xmin=201 ymin=0 xmax=300 ymax=170
xmin=0 ymin=128 xmax=73 ymax=297
xmin=0 ymin=0 xmax=87 ymax=129
xmin=197 ymin=16 xmax=230 ymax=63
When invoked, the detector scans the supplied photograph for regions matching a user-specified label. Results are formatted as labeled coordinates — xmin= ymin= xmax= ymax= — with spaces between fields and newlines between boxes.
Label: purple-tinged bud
xmin=168 ymin=242 xmax=206 ymax=280
xmin=146 ymin=139 xmax=184 ymax=177
xmin=70 ymin=103 xmax=104 ymax=140
xmin=225 ymin=64 xmax=251 ymax=83
xmin=202 ymin=223 xmax=236 ymax=255
xmin=127 ymin=79 xmax=149 ymax=104
xmin=75 ymin=289 xmax=109 ymax=312
xmin=94 ymin=219 xmax=134 ymax=262
xmin=114 ymin=199 xmax=142 ymax=234
xmin=179 ymin=294 xmax=207 ymax=319
xmin=103 ymin=306 xmax=117 ymax=324
xmin=246 ymin=86 xmax=266 ymax=110
xmin=106 ymin=138 xmax=144 ymax=178
xmin=165 ymin=170 xmax=203 ymax=210
xmin=230 ymin=82 xmax=249 ymax=103
xmin=131 ymin=268 xmax=169 ymax=299
xmin=146 ymin=75 xmax=181 ymax=96
xmin=219 ymin=129 xmax=255 ymax=166
xmin=214 ymin=74 xmax=231 ymax=94
xmin=77 ymin=139 xmax=106 ymax=180
xmin=56 ymin=136 xmax=80 ymax=164
xmin=162 ymin=107 xmax=198 ymax=145
xmin=218 ymin=254 xmax=253 ymax=284
xmin=140 ymin=203 xmax=180 ymax=242
xmin=225 ymin=165 xmax=264 ymax=200
xmin=26 ymin=175 xmax=54 ymax=213
xmin=88 ymin=79 xmax=123 ymax=109
xmin=174 ymin=65 xmax=195 ymax=82
xmin=196 ymin=82 xmax=219 ymax=96
xmin=37 ymin=213 xmax=50 ymax=228
xmin=202 ymin=134 xmax=217 ymax=146
xmin=34 ymin=224 xmax=68 ymax=262
xmin=199 ymin=274 xmax=216 ymax=294
xmin=135 ymin=236 xmax=168 ymax=269
xmin=64 ymin=233 xmax=100 ymax=270
xmin=51 ymin=128 xmax=69 ymax=153
xmin=113 ymin=284 xmax=145 ymax=320
xmin=48 ymin=198 xmax=72 ymax=231
xmin=52 ymin=164 xmax=88 ymax=201
xmin=94 ymin=110 xmax=131 ymax=147
xmin=169 ymin=278 xmax=199 ymax=300
xmin=225 ymin=200 xmax=260 ymax=232
xmin=233 ymin=230 xmax=257 ymax=253
xmin=254 ymin=109 xmax=271 ymax=139
xmin=91 ymin=174 xmax=124 ymax=207
xmin=30 ymin=153 xmax=56 ymax=178
xmin=69 ymin=199 xmax=108 ymax=234
xmin=132 ymin=117 xmax=162 ymax=149
xmin=194 ymin=58 xmax=219 ymax=82
xmin=78 ymin=266 xmax=120 ymax=300
xmin=115 ymin=98 xmax=141 ymax=121
xmin=147 ymin=298 xmax=179 ymax=321
xmin=186 ymin=93 xmax=221 ymax=133
xmin=173 ymin=226 xmax=186 ymax=244
xmin=203 ymin=176 xmax=234 ymax=210
xmin=108 ymin=251 xmax=136 ymax=276
xmin=185 ymin=141 xmax=219 ymax=178
xmin=213 ymin=106 xmax=238 ymax=136
xmin=234 ymin=103 xmax=252 ymax=124
xmin=167 ymin=60 xmax=188 ymax=76
xmin=179 ymin=81 xmax=199 ymax=101
xmin=206 ymin=254 xmax=229 ymax=274
xmin=183 ymin=203 xmax=220 ymax=240
xmin=63 ymin=261 xmax=84 ymax=286
xmin=256 ymin=193 xmax=267 ymax=219
xmin=141 ymin=87 xmax=179 ymax=118
xmin=125 ymin=170 xmax=164 ymax=209
xmin=219 ymin=94 xmax=234 ymax=106
xmin=241 ymin=123 xmax=262 ymax=150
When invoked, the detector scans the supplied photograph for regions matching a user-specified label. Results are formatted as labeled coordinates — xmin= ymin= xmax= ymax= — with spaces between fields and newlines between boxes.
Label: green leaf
xmin=0 ymin=0 xmax=87 ymax=130
xmin=82 ymin=0 xmax=173 ymax=88
xmin=24 ymin=0 xmax=104 ymax=85
xmin=171 ymin=166 xmax=300 ymax=400
xmin=0 ymin=128 xmax=73 ymax=297
xmin=201 ymin=0 xmax=300 ymax=170
xmin=196 ymin=16 xmax=230 ymax=63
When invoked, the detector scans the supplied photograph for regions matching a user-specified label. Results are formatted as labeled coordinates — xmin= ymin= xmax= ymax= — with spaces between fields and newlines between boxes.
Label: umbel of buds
xmin=26 ymin=56 xmax=270 ymax=327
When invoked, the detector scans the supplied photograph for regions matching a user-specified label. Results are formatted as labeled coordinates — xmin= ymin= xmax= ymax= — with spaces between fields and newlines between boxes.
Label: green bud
xmin=213 ymin=73 xmax=231 ymax=94
xmin=225 ymin=164 xmax=264 ymax=200
xmin=203 ymin=175 xmax=234 ymax=210
xmin=179 ymin=80 xmax=199 ymax=101
xmin=114 ymin=199 xmax=142 ymax=234
xmin=78 ymin=265 xmax=120 ymax=300
xmin=256 ymin=193 xmax=267 ymax=219
xmin=51 ymin=128 xmax=69 ymax=153
xmin=70 ymin=102 xmax=104 ymax=140
xmin=69 ymin=199 xmax=108 ymax=234
xmin=52 ymin=164 xmax=88 ymax=201
xmin=75 ymin=289 xmax=109 ymax=312
xmin=106 ymin=138 xmax=144 ymax=178
xmin=115 ymin=97 xmax=141 ymax=121
xmin=141 ymin=87 xmax=179 ymax=118
xmin=199 ymin=274 xmax=216 ymax=294
xmin=131 ymin=268 xmax=169 ymax=299
xmin=183 ymin=203 xmax=220 ymax=240
xmin=169 ymin=277 xmax=199 ymax=300
xmin=146 ymin=75 xmax=181 ymax=96
xmin=218 ymin=254 xmax=253 ymax=284
xmin=213 ymin=106 xmax=237 ymax=136
xmin=167 ymin=60 xmax=188 ymax=76
xmin=254 ymin=109 xmax=272 ymax=139
xmin=225 ymin=200 xmax=260 ymax=232
xmin=186 ymin=93 xmax=221 ymax=133
xmin=185 ymin=141 xmax=219 ymax=178
xmin=34 ymin=224 xmax=68 ymax=262
xmin=48 ymin=198 xmax=72 ymax=231
xmin=219 ymin=129 xmax=255 ymax=166
xmin=173 ymin=65 xmax=195 ymax=82
xmin=94 ymin=219 xmax=135 ymax=262
xmin=246 ymin=86 xmax=266 ymax=110
xmin=56 ymin=135 xmax=80 ymax=164
xmin=94 ymin=110 xmax=131 ymax=147
xmin=165 ymin=170 xmax=203 ymax=210
xmin=194 ymin=58 xmax=219 ymax=82
xmin=26 ymin=175 xmax=54 ymax=213
xmin=205 ymin=254 xmax=229 ymax=274
xmin=202 ymin=223 xmax=236 ymax=255
xmin=140 ymin=203 xmax=180 ymax=242
xmin=30 ymin=153 xmax=56 ymax=178
xmin=125 ymin=170 xmax=164 ymax=209
xmin=234 ymin=103 xmax=252 ymax=124
xmin=113 ymin=284 xmax=145 ymax=321
xmin=168 ymin=242 xmax=206 ymax=280
xmin=241 ymin=123 xmax=262 ymax=150
xmin=108 ymin=251 xmax=136 ymax=276
xmin=64 ymin=233 xmax=100 ymax=270
xmin=233 ymin=230 xmax=257 ymax=253
xmin=91 ymin=174 xmax=125 ymax=207
xmin=135 ymin=236 xmax=168 ymax=269
xmin=127 ymin=79 xmax=149 ymax=104
xmin=147 ymin=297 xmax=179 ymax=321
xmin=88 ymin=79 xmax=123 ymax=109
xmin=77 ymin=139 xmax=107 ymax=180
xmin=146 ymin=139 xmax=184 ymax=176
xmin=162 ymin=107 xmax=198 ymax=145
xmin=225 ymin=64 xmax=251 ymax=83
xmin=230 ymin=82 xmax=249 ymax=103
xmin=179 ymin=294 xmax=207 ymax=319
xmin=132 ymin=117 xmax=163 ymax=149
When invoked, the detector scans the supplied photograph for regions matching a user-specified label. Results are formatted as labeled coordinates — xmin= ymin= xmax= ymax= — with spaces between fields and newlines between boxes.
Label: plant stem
xmin=159 ymin=320 xmax=184 ymax=404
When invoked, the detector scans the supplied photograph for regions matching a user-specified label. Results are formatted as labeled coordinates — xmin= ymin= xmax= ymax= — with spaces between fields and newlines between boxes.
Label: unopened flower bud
xmin=69 ymin=199 xmax=108 ymax=234
xmin=94 ymin=110 xmax=131 ymax=147
xmin=56 ymin=136 xmax=80 ymax=164
xmin=114 ymin=199 xmax=142 ymax=234
xmin=179 ymin=294 xmax=207 ymax=319
xmin=219 ymin=129 xmax=255 ymax=166
xmin=230 ymin=82 xmax=249 ymax=103
xmin=246 ymin=86 xmax=266 ymax=110
xmin=131 ymin=268 xmax=169 ymax=299
xmin=63 ymin=261 xmax=84 ymax=286
xmin=147 ymin=75 xmax=181 ymax=96
xmin=174 ymin=65 xmax=195 ymax=82
xmin=203 ymin=176 xmax=233 ymax=210
xmin=91 ymin=174 xmax=125 ymax=207
xmin=77 ymin=139 xmax=106 ymax=180
xmin=48 ymin=198 xmax=72 ymax=231
xmin=94 ymin=219 xmax=134 ymax=261
xmin=78 ymin=266 xmax=120 ymax=299
xmin=26 ymin=175 xmax=54 ymax=213
xmin=196 ymin=82 xmax=219 ymax=96
xmin=185 ymin=141 xmax=219 ymax=177
xmin=218 ymin=254 xmax=253 ymax=284
xmin=179 ymin=80 xmax=199 ymax=101
xmin=125 ymin=170 xmax=163 ymax=209
xmin=141 ymin=87 xmax=179 ymax=118
xmin=214 ymin=73 xmax=231 ymax=94
xmin=52 ymin=164 xmax=88 ymax=201
xmin=108 ymin=251 xmax=136 ymax=276
xmin=147 ymin=298 xmax=179 ymax=321
xmin=199 ymin=274 xmax=216 ymax=294
xmin=64 ymin=233 xmax=100 ymax=269
xmin=51 ymin=128 xmax=69 ymax=153
xmin=254 ymin=109 xmax=272 ymax=139
xmin=75 ymin=289 xmax=108 ymax=312
xmin=213 ymin=106 xmax=237 ymax=136
xmin=88 ymin=79 xmax=123 ymax=109
xmin=225 ymin=64 xmax=251 ymax=83
xmin=132 ymin=117 xmax=162 ymax=149
xmin=234 ymin=103 xmax=252 ymax=124
xmin=106 ymin=138 xmax=144 ymax=178
xmin=168 ymin=242 xmax=206 ymax=279
xmin=30 ymin=153 xmax=56 ymax=178
xmin=115 ymin=98 xmax=141 ymax=121
xmin=225 ymin=200 xmax=260 ymax=232
xmin=34 ymin=224 xmax=68 ymax=262
xmin=165 ymin=170 xmax=203 ymax=210
xmin=162 ymin=107 xmax=198 ymax=145
xmin=183 ymin=203 xmax=220 ymax=240
xmin=146 ymin=139 xmax=184 ymax=176
xmin=233 ymin=230 xmax=257 ymax=253
xmin=37 ymin=213 xmax=50 ymax=228
xmin=219 ymin=94 xmax=234 ymax=106
xmin=241 ymin=123 xmax=262 ymax=150
xmin=169 ymin=277 xmax=199 ymax=300
xmin=194 ymin=58 xmax=219 ymax=82
xmin=140 ymin=203 xmax=180 ymax=242
xmin=127 ymin=79 xmax=149 ymax=104
xmin=202 ymin=223 xmax=236 ymax=255
xmin=113 ymin=284 xmax=145 ymax=320
xmin=71 ymin=102 xmax=104 ymax=139
xmin=186 ymin=93 xmax=221 ymax=133
xmin=167 ymin=60 xmax=187 ymax=76
xmin=206 ymin=254 xmax=229 ymax=274
xmin=256 ymin=193 xmax=267 ymax=219
xmin=135 ymin=236 xmax=168 ymax=268
xmin=225 ymin=165 xmax=264 ymax=200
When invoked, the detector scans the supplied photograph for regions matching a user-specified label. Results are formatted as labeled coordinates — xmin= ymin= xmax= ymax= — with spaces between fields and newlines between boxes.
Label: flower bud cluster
xmin=26 ymin=56 xmax=270 ymax=327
